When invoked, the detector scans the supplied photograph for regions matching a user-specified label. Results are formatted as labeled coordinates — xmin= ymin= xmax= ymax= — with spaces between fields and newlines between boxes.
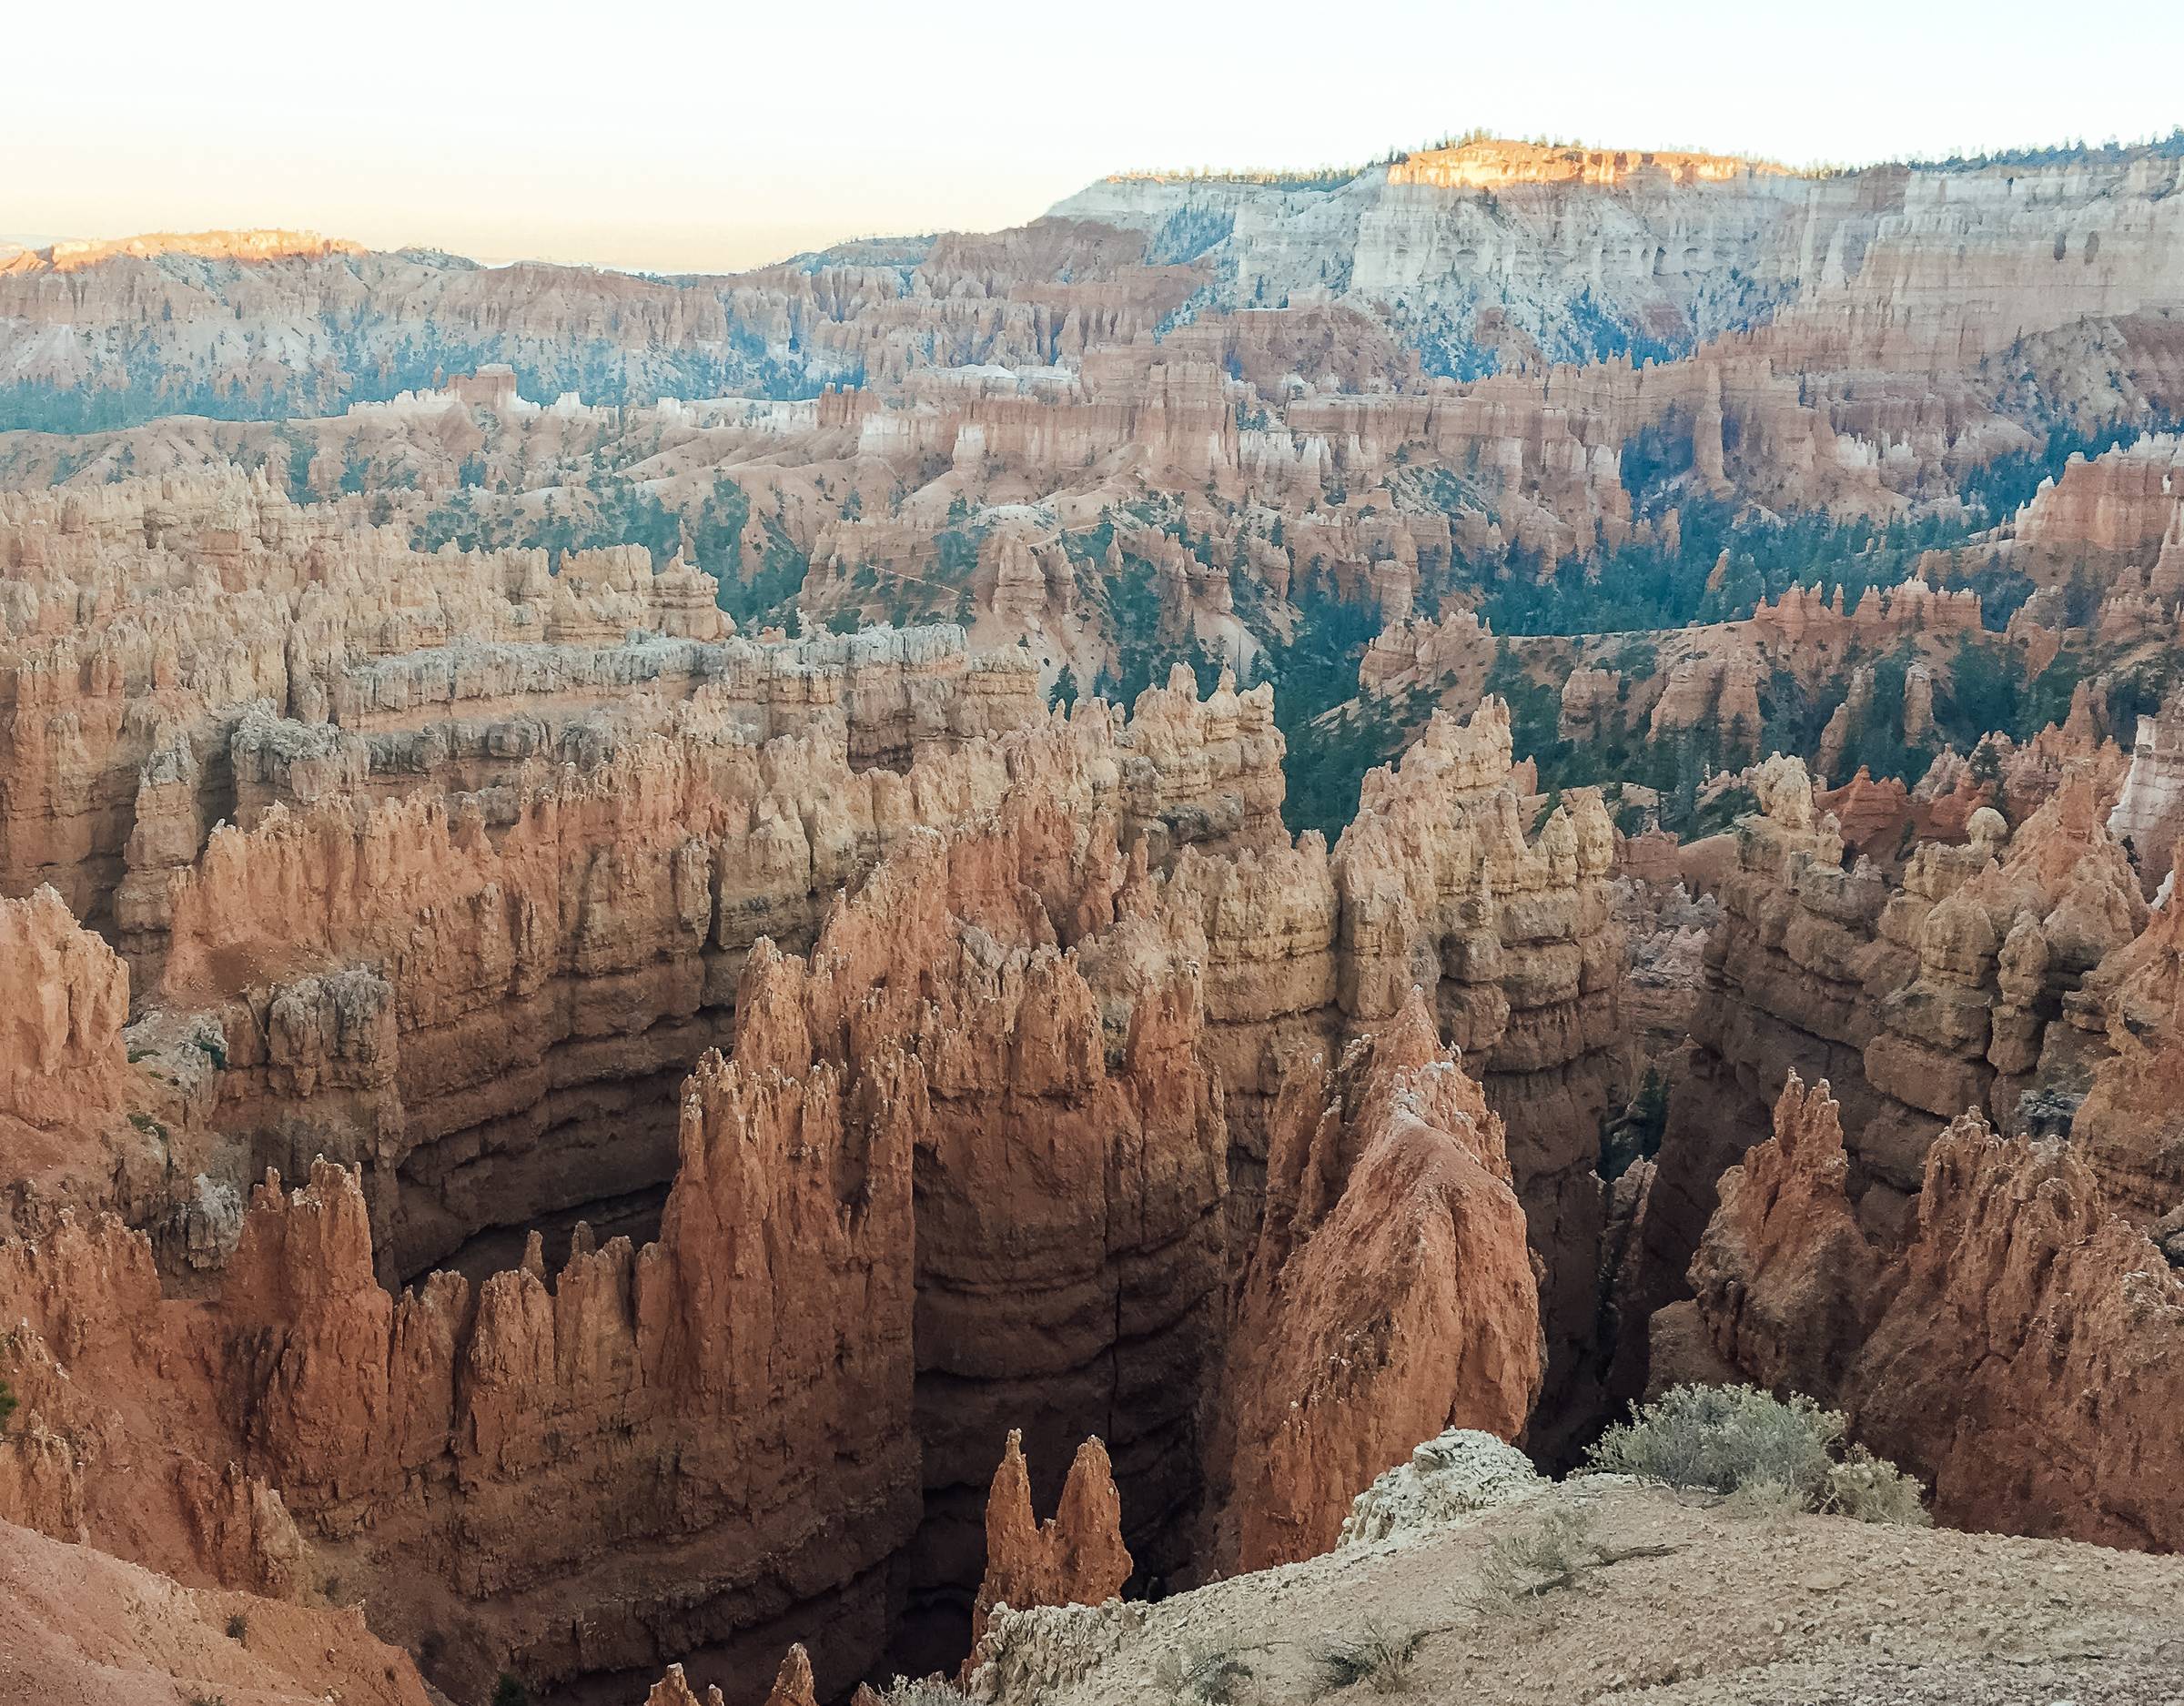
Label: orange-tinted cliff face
xmin=13 ymin=119 xmax=2184 ymax=1706
xmin=1213 ymin=988 xmax=1543 ymax=1570
xmin=0 ymin=655 xmax=1579 ymax=1701
xmin=0 ymin=772 xmax=1239 ymax=1701
xmin=1669 ymin=1072 xmax=2184 ymax=1550
xmin=1386 ymin=139 xmax=1792 ymax=190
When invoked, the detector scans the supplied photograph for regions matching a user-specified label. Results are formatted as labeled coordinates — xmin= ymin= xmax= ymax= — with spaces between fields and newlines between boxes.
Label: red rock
xmin=970 ymin=1432 xmax=1131 ymax=1650
xmin=1815 ymin=768 xmax=1913 ymax=861
xmin=762 ymin=1647 xmax=817 ymax=1706
xmin=1213 ymin=989 xmax=1542 ymax=1570
xmin=1679 ymin=1071 xmax=2184 ymax=1550
xmin=645 ymin=1664 xmax=726 ymax=1706
xmin=0 ymin=1512 xmax=429 ymax=1706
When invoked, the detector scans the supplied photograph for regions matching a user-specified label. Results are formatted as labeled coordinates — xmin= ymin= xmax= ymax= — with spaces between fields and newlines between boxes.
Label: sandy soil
xmin=0 ymin=1516 xmax=430 ymax=1706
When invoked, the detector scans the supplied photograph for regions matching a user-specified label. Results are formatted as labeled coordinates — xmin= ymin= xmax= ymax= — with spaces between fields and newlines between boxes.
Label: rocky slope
xmin=0 ymin=1513 xmax=431 ymax=1706
xmin=962 ymin=1430 xmax=2184 ymax=1706
xmin=0 ymin=772 xmax=1239 ymax=1701
xmin=0 ymin=440 xmax=1618 ymax=1436
xmin=1168 ymin=698 xmax=1622 ymax=1455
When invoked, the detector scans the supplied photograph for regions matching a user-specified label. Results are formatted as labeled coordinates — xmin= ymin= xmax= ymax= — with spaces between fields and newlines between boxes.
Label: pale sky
xmin=5 ymin=0 xmax=2180 ymax=275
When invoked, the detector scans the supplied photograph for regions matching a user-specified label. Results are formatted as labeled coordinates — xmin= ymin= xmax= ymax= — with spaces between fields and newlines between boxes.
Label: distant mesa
xmin=0 ymin=228 xmax=367 ymax=273
xmin=1100 ymin=134 xmax=1795 ymax=191
xmin=1388 ymin=137 xmax=1794 ymax=189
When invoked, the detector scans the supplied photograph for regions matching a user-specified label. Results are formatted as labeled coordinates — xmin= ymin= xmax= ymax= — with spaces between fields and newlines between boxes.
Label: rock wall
xmin=1626 ymin=753 xmax=2149 ymax=1406
xmin=0 ymin=776 xmax=1233 ymax=1705
xmin=1168 ymin=697 xmax=1622 ymax=1453
xmin=0 ymin=469 xmax=1043 ymax=940
xmin=2107 ymin=687 xmax=2184 ymax=892
xmin=1210 ymin=989 xmax=1542 ymax=1570
xmin=1670 ymin=1073 xmax=2184 ymax=1550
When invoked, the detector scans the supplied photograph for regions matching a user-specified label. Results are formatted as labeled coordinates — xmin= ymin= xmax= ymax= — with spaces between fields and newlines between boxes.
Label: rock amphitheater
xmin=8 ymin=128 xmax=2184 ymax=1706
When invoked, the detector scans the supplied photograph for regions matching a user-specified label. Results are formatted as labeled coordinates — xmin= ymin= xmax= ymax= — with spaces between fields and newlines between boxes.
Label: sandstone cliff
xmin=0 ymin=772 xmax=1233 ymax=1702
xmin=1620 ymin=750 xmax=2160 ymax=1405
xmin=1211 ymin=989 xmax=1542 ymax=1570
xmin=1673 ymin=1073 xmax=2184 ymax=1550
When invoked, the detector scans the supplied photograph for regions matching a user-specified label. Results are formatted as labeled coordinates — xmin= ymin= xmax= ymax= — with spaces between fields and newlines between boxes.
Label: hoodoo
xmin=14 ymin=89 xmax=2184 ymax=1705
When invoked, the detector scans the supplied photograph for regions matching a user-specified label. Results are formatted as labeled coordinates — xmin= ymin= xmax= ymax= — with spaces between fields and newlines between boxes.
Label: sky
xmin=6 ymin=0 xmax=2181 ymax=275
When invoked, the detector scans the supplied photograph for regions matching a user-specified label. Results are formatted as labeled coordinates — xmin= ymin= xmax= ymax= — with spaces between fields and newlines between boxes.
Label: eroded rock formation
xmin=970 ymin=1434 xmax=1131 ymax=1650
xmin=1211 ymin=990 xmax=1542 ymax=1570
xmin=0 ymin=771 xmax=1238 ymax=1702
xmin=22 ymin=121 xmax=2184 ymax=1704
xmin=1669 ymin=1073 xmax=2184 ymax=1550
xmin=1617 ymin=751 xmax=2166 ymax=1403
xmin=1171 ymin=698 xmax=1622 ymax=1453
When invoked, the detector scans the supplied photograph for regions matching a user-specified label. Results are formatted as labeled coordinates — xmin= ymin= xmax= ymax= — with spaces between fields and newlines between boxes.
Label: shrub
xmin=871 ymin=1681 xmax=972 ymax=1706
xmin=869 ymin=1677 xmax=974 ymax=1703
xmin=1312 ymin=1620 xmax=1423 ymax=1693
xmin=224 ymin=1611 xmax=248 ymax=1641
xmin=1723 ymin=1475 xmax=1805 ymax=1523
xmin=491 ymin=1678 xmax=530 ymax=1706
xmin=1824 ymin=1446 xmax=1933 ymax=1526
xmin=1586 ymin=1384 xmax=1928 ymax=1525
xmin=1154 ymin=1644 xmax=1256 ymax=1705
xmin=0 ymin=1378 xmax=15 ymax=1436
xmin=1479 ymin=1505 xmax=1601 ymax=1603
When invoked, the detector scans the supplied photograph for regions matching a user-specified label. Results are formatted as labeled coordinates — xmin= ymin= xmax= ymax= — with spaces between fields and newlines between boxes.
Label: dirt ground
xmin=976 ymin=1478 xmax=2184 ymax=1706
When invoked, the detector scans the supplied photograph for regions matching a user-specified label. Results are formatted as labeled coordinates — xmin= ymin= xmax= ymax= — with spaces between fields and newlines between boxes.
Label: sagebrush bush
xmin=1823 ymin=1445 xmax=1932 ymax=1526
xmin=1312 ymin=1620 xmax=1423 ymax=1693
xmin=1479 ymin=1504 xmax=1602 ymax=1604
xmin=1586 ymin=1384 xmax=1927 ymax=1525
xmin=1154 ymin=1644 xmax=1256 ymax=1705
xmin=873 ymin=1680 xmax=974 ymax=1706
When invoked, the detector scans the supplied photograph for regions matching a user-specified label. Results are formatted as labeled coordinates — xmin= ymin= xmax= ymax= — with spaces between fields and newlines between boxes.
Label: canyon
xmin=8 ymin=125 xmax=2184 ymax=1706
xmin=0 ymin=475 xmax=1580 ymax=1701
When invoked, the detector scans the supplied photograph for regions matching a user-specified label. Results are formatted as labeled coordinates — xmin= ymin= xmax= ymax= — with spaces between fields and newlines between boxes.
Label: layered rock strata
xmin=0 ymin=470 xmax=1044 ymax=942
xmin=0 ymin=778 xmax=1231 ymax=1704
xmin=1210 ymin=989 xmax=1543 ymax=1570
xmin=1625 ymin=754 xmax=2151 ymax=1404
xmin=1670 ymin=1073 xmax=2184 ymax=1550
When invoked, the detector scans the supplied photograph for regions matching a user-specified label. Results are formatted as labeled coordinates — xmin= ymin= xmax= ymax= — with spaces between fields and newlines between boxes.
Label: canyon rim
xmin=8 ymin=80 xmax=2184 ymax=1706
